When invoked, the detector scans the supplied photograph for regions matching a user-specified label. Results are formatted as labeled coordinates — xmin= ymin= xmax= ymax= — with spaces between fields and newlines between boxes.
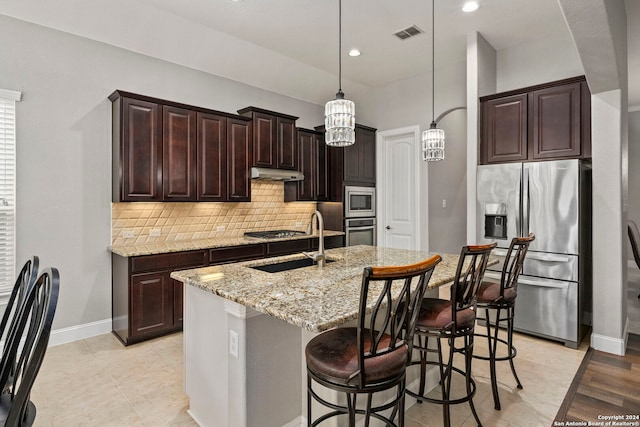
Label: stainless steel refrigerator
xmin=476 ymin=159 xmax=592 ymax=348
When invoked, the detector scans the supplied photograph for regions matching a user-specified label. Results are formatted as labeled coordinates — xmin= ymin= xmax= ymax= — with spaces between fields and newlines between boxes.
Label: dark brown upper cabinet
xmin=480 ymin=76 xmax=591 ymax=165
xmin=284 ymin=129 xmax=328 ymax=202
xmin=318 ymin=124 xmax=377 ymax=202
xmin=481 ymin=94 xmax=528 ymax=164
xmin=163 ymin=106 xmax=197 ymax=201
xmin=197 ymin=113 xmax=252 ymax=202
xmin=111 ymin=95 xmax=162 ymax=202
xmin=226 ymin=117 xmax=252 ymax=201
xmin=110 ymin=91 xmax=252 ymax=202
xmin=237 ymin=107 xmax=299 ymax=170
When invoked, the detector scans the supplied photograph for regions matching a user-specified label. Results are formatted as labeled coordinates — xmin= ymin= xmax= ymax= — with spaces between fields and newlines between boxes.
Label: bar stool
xmin=473 ymin=234 xmax=534 ymax=410
xmin=406 ymin=243 xmax=496 ymax=427
xmin=305 ymin=255 xmax=442 ymax=426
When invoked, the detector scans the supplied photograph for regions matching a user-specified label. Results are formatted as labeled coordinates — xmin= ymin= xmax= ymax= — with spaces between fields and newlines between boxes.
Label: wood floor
xmin=554 ymin=333 xmax=640 ymax=425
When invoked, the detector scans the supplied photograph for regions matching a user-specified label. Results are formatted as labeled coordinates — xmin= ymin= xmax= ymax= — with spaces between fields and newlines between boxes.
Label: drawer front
xmin=131 ymin=250 xmax=208 ymax=273
xmin=311 ymin=235 xmax=345 ymax=250
xmin=210 ymin=244 xmax=266 ymax=264
xmin=513 ymin=276 xmax=578 ymax=343
xmin=267 ymin=239 xmax=311 ymax=256
xmin=487 ymin=249 xmax=578 ymax=282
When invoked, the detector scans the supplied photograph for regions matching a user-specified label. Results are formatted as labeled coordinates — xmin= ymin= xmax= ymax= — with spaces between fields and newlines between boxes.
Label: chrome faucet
xmin=305 ymin=210 xmax=325 ymax=267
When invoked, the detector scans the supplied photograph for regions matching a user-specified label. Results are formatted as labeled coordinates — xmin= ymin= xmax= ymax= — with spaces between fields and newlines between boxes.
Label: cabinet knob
xmin=386 ymin=225 xmax=391 ymax=230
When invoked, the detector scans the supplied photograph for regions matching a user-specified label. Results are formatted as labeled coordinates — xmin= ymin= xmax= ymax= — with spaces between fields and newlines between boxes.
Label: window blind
xmin=0 ymin=89 xmax=21 ymax=299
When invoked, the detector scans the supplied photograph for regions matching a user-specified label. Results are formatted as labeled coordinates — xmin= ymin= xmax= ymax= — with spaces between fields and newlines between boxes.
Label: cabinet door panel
xmin=358 ymin=127 xmax=376 ymax=184
xmin=531 ymin=83 xmax=581 ymax=159
xmin=173 ymin=279 xmax=183 ymax=327
xmin=316 ymin=134 xmax=329 ymax=201
xmin=277 ymin=117 xmax=297 ymax=170
xmin=253 ymin=112 xmax=276 ymax=167
xmin=122 ymin=98 xmax=162 ymax=201
xmin=343 ymin=126 xmax=376 ymax=185
xmin=297 ymin=130 xmax=315 ymax=200
xmin=343 ymin=143 xmax=360 ymax=183
xmin=197 ymin=112 xmax=227 ymax=201
xmin=227 ymin=118 xmax=251 ymax=201
xmin=482 ymin=94 xmax=528 ymax=164
xmin=130 ymin=272 xmax=172 ymax=337
xmin=163 ymin=106 xmax=197 ymax=200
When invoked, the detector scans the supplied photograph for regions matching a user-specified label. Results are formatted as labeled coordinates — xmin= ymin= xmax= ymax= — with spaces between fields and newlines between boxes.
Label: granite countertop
xmin=171 ymin=245 xmax=475 ymax=333
xmin=109 ymin=230 xmax=345 ymax=257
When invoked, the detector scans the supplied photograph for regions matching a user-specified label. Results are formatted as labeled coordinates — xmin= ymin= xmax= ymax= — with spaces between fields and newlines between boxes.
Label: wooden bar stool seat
xmin=473 ymin=234 xmax=534 ymax=411
xmin=306 ymin=255 xmax=442 ymax=427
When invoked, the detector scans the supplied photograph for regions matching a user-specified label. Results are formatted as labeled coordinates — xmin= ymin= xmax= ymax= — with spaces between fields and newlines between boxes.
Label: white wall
xmin=356 ymin=61 xmax=467 ymax=253
xmin=496 ymin=33 xmax=584 ymax=92
xmin=0 ymin=15 xmax=324 ymax=332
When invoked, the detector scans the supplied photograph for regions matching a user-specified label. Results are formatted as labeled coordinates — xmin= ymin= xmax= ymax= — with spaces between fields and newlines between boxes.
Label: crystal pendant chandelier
xmin=325 ymin=0 xmax=355 ymax=147
xmin=422 ymin=0 xmax=445 ymax=161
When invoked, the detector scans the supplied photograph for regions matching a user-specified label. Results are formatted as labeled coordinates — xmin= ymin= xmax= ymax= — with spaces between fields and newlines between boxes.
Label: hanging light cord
xmin=431 ymin=0 xmax=435 ymax=126
xmin=337 ymin=0 xmax=344 ymax=98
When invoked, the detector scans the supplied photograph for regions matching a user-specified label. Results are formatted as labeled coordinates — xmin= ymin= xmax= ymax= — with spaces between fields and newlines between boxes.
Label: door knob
xmin=386 ymin=225 xmax=391 ymax=230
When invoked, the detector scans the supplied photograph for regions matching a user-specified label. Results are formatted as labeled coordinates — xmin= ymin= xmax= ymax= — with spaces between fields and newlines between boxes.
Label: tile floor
xmin=30 ymin=325 xmax=588 ymax=426
xmin=38 ymin=266 xmax=640 ymax=427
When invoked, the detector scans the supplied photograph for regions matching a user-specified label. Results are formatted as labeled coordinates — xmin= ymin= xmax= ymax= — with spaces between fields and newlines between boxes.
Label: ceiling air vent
xmin=393 ymin=25 xmax=424 ymax=40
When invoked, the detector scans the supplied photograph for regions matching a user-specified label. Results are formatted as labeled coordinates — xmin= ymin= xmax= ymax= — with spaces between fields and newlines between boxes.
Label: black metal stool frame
xmin=306 ymin=255 xmax=442 ymax=427
xmin=473 ymin=234 xmax=534 ymax=411
xmin=406 ymin=243 xmax=496 ymax=427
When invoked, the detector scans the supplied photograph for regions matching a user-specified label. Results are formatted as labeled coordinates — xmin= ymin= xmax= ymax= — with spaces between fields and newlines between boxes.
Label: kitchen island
xmin=171 ymin=245 xmax=466 ymax=427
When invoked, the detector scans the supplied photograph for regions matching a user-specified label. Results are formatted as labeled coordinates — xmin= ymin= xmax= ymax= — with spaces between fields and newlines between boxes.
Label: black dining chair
xmin=0 ymin=267 xmax=60 ymax=427
xmin=628 ymin=220 xmax=640 ymax=298
xmin=0 ymin=257 xmax=39 ymax=345
xmin=305 ymin=255 xmax=442 ymax=426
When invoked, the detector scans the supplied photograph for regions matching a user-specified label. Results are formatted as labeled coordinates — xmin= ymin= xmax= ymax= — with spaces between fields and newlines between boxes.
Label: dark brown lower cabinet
xmin=112 ymin=236 xmax=345 ymax=345
xmin=130 ymin=271 xmax=173 ymax=337
xmin=112 ymin=250 xmax=208 ymax=345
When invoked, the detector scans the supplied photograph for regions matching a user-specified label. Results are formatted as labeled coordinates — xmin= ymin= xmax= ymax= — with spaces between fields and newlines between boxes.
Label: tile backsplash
xmin=112 ymin=181 xmax=317 ymax=245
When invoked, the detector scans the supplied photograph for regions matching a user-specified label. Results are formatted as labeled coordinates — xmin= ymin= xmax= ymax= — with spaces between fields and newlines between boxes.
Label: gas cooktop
xmin=244 ymin=230 xmax=307 ymax=239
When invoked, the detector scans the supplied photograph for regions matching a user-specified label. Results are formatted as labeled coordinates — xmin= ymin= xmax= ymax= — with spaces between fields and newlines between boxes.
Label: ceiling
xmin=0 ymin=0 xmax=638 ymax=108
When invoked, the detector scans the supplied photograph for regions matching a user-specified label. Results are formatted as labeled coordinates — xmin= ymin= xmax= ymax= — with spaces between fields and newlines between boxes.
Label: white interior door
xmin=377 ymin=126 xmax=422 ymax=250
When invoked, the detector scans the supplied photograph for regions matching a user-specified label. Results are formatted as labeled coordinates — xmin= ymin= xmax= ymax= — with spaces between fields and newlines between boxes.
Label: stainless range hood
xmin=250 ymin=167 xmax=304 ymax=182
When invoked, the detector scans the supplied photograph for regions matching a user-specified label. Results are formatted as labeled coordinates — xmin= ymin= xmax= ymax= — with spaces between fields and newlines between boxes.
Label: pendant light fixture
xmin=422 ymin=0 xmax=445 ymax=161
xmin=325 ymin=0 xmax=356 ymax=147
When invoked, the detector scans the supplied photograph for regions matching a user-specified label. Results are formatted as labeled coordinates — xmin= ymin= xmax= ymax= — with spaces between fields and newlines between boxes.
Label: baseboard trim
xmin=48 ymin=318 xmax=112 ymax=347
xmin=590 ymin=319 xmax=629 ymax=356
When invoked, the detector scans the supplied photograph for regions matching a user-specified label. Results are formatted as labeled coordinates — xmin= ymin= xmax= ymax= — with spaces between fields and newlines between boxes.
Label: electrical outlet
xmin=229 ymin=330 xmax=239 ymax=358
xmin=442 ymin=199 xmax=447 ymax=209
xmin=149 ymin=229 xmax=161 ymax=237
xmin=216 ymin=226 xmax=226 ymax=232
xmin=295 ymin=222 xmax=303 ymax=228
xmin=121 ymin=230 xmax=135 ymax=238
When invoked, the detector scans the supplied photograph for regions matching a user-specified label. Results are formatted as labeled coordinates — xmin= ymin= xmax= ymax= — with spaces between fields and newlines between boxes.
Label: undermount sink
xmin=250 ymin=258 xmax=335 ymax=273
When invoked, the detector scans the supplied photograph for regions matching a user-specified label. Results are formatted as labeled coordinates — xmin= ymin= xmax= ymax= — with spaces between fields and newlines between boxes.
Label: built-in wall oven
xmin=345 ymin=186 xmax=376 ymax=218
xmin=343 ymin=186 xmax=376 ymax=246
xmin=345 ymin=218 xmax=376 ymax=246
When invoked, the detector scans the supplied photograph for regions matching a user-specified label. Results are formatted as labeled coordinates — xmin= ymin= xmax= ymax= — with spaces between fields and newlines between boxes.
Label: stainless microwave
xmin=345 ymin=186 xmax=376 ymax=218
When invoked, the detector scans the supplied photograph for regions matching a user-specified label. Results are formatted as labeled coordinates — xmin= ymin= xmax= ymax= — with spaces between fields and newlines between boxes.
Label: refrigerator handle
xmin=522 ymin=166 xmax=530 ymax=236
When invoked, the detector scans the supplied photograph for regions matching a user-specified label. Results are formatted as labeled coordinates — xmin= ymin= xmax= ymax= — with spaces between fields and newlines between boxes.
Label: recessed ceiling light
xmin=462 ymin=1 xmax=479 ymax=12
xmin=348 ymin=49 xmax=361 ymax=57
